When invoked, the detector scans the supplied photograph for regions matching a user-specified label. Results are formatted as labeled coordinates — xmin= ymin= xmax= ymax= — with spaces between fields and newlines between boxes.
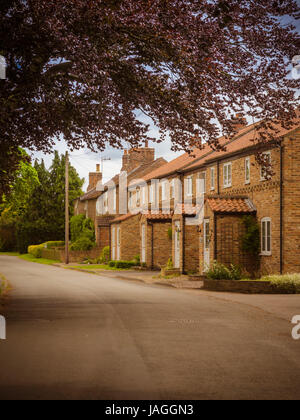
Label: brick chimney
xmin=231 ymin=113 xmax=247 ymax=132
xmin=87 ymin=164 xmax=102 ymax=191
xmin=121 ymin=144 xmax=155 ymax=172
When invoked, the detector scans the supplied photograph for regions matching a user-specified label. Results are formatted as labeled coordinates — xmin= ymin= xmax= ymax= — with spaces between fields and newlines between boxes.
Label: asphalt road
xmin=0 ymin=256 xmax=300 ymax=400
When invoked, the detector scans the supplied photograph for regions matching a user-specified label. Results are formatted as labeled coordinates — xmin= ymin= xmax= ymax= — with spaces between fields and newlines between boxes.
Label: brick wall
xmin=282 ymin=130 xmax=300 ymax=273
xmin=184 ymin=224 xmax=199 ymax=272
xmin=114 ymin=214 xmax=141 ymax=261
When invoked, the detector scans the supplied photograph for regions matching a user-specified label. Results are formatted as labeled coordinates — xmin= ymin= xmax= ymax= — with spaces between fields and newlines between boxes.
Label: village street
xmin=1 ymin=255 xmax=300 ymax=400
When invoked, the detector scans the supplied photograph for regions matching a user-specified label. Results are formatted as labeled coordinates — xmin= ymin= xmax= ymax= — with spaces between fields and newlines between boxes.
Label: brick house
xmin=74 ymin=144 xmax=167 ymax=256
xmin=75 ymin=114 xmax=300 ymax=276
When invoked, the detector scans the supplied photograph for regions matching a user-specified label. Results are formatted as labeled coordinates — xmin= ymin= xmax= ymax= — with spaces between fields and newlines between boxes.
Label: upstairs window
xmin=223 ymin=162 xmax=232 ymax=188
xmin=210 ymin=167 xmax=215 ymax=191
xmin=186 ymin=176 xmax=193 ymax=197
xmin=245 ymin=157 xmax=250 ymax=184
xmin=171 ymin=179 xmax=176 ymax=199
xmin=149 ymin=184 xmax=155 ymax=204
xmin=197 ymin=172 xmax=206 ymax=196
xmin=161 ymin=180 xmax=167 ymax=201
xmin=261 ymin=217 xmax=271 ymax=256
xmin=260 ymin=151 xmax=271 ymax=181
xmin=136 ymin=188 xmax=140 ymax=205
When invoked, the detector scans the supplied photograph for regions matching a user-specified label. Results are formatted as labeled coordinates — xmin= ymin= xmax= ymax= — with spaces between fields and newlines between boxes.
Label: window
xmin=149 ymin=184 xmax=154 ymax=204
xmin=129 ymin=191 xmax=133 ymax=208
xmin=223 ymin=162 xmax=232 ymax=188
xmin=113 ymin=188 xmax=117 ymax=211
xmin=186 ymin=176 xmax=193 ymax=196
xmin=142 ymin=186 xmax=146 ymax=205
xmin=103 ymin=192 xmax=108 ymax=213
xmin=161 ymin=181 xmax=167 ymax=201
xmin=245 ymin=157 xmax=250 ymax=184
xmin=210 ymin=167 xmax=215 ymax=190
xmin=261 ymin=217 xmax=271 ymax=256
xmin=260 ymin=151 xmax=271 ymax=181
xmin=197 ymin=172 xmax=206 ymax=195
xmin=171 ymin=179 xmax=176 ymax=199
xmin=136 ymin=188 xmax=140 ymax=205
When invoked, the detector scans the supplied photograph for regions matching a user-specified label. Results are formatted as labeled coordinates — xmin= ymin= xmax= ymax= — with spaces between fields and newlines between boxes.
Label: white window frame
xmin=113 ymin=188 xmax=117 ymax=212
xmin=223 ymin=162 xmax=232 ymax=188
xmin=261 ymin=217 xmax=272 ymax=256
xmin=149 ymin=184 xmax=155 ymax=204
xmin=161 ymin=180 xmax=167 ymax=201
xmin=128 ymin=191 xmax=133 ymax=208
xmin=171 ymin=179 xmax=175 ymax=199
xmin=245 ymin=157 xmax=250 ymax=184
xmin=104 ymin=192 xmax=108 ymax=213
xmin=210 ymin=167 xmax=215 ymax=191
xmin=260 ymin=151 xmax=271 ymax=181
xmin=136 ymin=188 xmax=140 ymax=205
xmin=186 ymin=176 xmax=193 ymax=197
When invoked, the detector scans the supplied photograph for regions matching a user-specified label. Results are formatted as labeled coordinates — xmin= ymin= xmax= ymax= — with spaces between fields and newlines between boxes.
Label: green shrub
xmin=46 ymin=241 xmax=65 ymax=249
xmin=115 ymin=260 xmax=136 ymax=269
xmin=100 ymin=246 xmax=110 ymax=263
xmin=166 ymin=258 xmax=173 ymax=269
xmin=28 ymin=244 xmax=45 ymax=258
xmin=167 ymin=227 xmax=172 ymax=241
xmin=241 ymin=216 xmax=260 ymax=256
xmin=206 ymin=261 xmax=242 ymax=280
xmin=133 ymin=255 xmax=140 ymax=266
xmin=70 ymin=237 xmax=96 ymax=251
xmin=70 ymin=215 xmax=95 ymax=242
xmin=261 ymin=273 xmax=300 ymax=294
xmin=109 ymin=260 xmax=135 ymax=269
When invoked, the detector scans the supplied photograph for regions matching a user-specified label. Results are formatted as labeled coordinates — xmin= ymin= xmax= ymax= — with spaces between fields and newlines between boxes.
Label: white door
xmin=174 ymin=221 xmax=180 ymax=268
xmin=141 ymin=224 xmax=146 ymax=263
xmin=203 ymin=219 xmax=210 ymax=270
xmin=111 ymin=226 xmax=116 ymax=260
xmin=116 ymin=226 xmax=121 ymax=260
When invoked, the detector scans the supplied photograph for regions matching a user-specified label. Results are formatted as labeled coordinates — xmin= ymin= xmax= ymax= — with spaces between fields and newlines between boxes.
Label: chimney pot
xmin=96 ymin=164 xmax=100 ymax=172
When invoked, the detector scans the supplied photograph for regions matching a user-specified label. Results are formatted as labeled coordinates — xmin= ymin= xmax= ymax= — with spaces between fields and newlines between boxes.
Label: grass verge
xmin=0 ymin=252 xmax=20 ymax=256
xmin=68 ymin=264 xmax=133 ymax=271
xmin=18 ymin=254 xmax=60 ymax=265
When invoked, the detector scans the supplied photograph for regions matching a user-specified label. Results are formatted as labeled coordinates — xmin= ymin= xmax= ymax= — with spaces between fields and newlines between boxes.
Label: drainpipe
xmin=182 ymin=216 xmax=186 ymax=274
xmin=280 ymin=144 xmax=283 ymax=274
xmin=217 ymin=161 xmax=220 ymax=195
xmin=214 ymin=214 xmax=217 ymax=260
xmin=109 ymin=224 xmax=112 ymax=261
xmin=149 ymin=222 xmax=154 ymax=270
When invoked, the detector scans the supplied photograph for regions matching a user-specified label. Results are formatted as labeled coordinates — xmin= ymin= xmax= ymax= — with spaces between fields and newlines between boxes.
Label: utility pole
xmin=65 ymin=151 xmax=69 ymax=265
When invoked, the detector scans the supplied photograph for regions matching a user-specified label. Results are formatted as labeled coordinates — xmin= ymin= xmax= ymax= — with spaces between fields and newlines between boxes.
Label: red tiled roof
xmin=144 ymin=212 xmax=173 ymax=221
xmin=174 ymin=203 xmax=203 ymax=216
xmin=111 ymin=212 xmax=139 ymax=223
xmin=184 ymin=113 xmax=300 ymax=171
xmin=206 ymin=196 xmax=256 ymax=213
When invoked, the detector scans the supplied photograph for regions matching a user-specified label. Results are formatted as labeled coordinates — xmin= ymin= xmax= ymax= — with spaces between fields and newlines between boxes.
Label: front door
xmin=116 ymin=226 xmax=121 ymax=260
xmin=203 ymin=219 xmax=210 ymax=271
xmin=174 ymin=221 xmax=180 ymax=268
xmin=141 ymin=224 xmax=146 ymax=263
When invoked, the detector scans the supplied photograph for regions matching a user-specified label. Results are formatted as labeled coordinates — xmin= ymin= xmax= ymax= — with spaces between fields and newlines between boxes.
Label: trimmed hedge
xmin=28 ymin=244 xmax=45 ymax=258
xmin=70 ymin=237 xmax=96 ymax=251
xmin=46 ymin=241 xmax=65 ymax=249
xmin=109 ymin=260 xmax=136 ymax=269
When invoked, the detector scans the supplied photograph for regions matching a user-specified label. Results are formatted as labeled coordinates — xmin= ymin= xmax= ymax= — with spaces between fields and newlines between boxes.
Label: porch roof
xmin=206 ymin=196 xmax=256 ymax=214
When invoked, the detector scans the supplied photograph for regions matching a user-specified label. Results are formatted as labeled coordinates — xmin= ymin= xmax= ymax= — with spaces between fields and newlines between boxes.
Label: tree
xmin=0 ymin=148 xmax=31 ymax=200
xmin=0 ymin=0 xmax=299 ymax=175
xmin=0 ymin=151 xmax=84 ymax=253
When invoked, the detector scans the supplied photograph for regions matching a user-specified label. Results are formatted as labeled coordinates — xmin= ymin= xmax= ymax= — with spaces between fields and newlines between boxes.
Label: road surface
xmin=0 ymin=256 xmax=300 ymax=400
